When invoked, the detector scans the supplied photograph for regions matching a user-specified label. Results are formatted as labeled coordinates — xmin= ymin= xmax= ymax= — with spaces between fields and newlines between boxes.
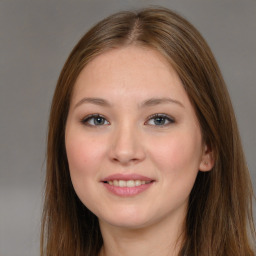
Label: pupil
xmin=94 ymin=117 xmax=104 ymax=125
xmin=154 ymin=116 xmax=165 ymax=125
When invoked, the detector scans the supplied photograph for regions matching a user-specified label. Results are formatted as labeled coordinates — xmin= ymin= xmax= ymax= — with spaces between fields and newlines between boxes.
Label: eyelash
xmin=81 ymin=114 xmax=110 ymax=126
xmin=80 ymin=113 xmax=175 ymax=127
xmin=145 ymin=113 xmax=175 ymax=126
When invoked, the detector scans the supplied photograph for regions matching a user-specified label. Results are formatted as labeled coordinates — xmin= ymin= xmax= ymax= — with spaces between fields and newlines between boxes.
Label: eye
xmin=81 ymin=114 xmax=110 ymax=126
xmin=146 ymin=114 xmax=175 ymax=126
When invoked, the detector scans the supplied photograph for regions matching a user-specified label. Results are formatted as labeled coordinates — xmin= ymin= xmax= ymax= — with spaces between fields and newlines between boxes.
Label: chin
xmin=98 ymin=209 xmax=156 ymax=230
xmin=102 ymin=218 xmax=151 ymax=230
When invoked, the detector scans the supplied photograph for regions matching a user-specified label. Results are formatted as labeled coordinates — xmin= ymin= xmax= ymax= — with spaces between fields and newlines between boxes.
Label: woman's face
xmin=65 ymin=46 xmax=213 ymax=229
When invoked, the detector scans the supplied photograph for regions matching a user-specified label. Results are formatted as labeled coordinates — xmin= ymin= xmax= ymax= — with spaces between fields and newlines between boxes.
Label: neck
xmin=98 ymin=214 xmax=185 ymax=256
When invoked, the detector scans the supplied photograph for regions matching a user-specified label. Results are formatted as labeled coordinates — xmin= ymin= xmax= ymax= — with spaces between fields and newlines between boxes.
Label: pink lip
xmin=103 ymin=182 xmax=153 ymax=197
xmin=101 ymin=173 xmax=155 ymax=197
xmin=102 ymin=173 xmax=153 ymax=182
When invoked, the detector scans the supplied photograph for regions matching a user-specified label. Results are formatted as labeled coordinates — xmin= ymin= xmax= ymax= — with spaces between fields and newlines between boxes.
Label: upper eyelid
xmin=146 ymin=113 xmax=175 ymax=122
xmin=81 ymin=114 xmax=110 ymax=124
xmin=144 ymin=114 xmax=175 ymax=127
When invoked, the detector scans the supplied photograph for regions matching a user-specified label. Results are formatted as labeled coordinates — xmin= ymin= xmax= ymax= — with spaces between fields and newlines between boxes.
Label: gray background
xmin=0 ymin=0 xmax=255 ymax=255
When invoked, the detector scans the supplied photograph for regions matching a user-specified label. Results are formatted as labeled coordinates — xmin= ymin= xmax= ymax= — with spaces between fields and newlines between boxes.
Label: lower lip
xmin=102 ymin=182 xmax=154 ymax=197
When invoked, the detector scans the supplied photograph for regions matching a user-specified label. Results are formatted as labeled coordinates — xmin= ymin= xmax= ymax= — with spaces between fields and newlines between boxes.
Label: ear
xmin=199 ymin=144 xmax=215 ymax=172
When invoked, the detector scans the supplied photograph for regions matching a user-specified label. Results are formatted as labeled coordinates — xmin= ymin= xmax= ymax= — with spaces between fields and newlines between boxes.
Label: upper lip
xmin=102 ymin=173 xmax=154 ymax=182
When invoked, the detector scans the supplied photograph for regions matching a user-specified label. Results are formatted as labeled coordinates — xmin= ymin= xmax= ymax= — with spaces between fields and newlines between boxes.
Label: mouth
xmin=101 ymin=173 xmax=155 ymax=196
xmin=103 ymin=180 xmax=153 ymax=187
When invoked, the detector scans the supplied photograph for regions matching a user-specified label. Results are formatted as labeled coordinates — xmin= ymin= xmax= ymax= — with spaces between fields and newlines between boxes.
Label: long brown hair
xmin=41 ymin=7 xmax=255 ymax=255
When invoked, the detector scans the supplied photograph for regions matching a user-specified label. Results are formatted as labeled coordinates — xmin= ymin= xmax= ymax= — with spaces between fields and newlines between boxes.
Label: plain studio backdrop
xmin=0 ymin=1 xmax=255 ymax=255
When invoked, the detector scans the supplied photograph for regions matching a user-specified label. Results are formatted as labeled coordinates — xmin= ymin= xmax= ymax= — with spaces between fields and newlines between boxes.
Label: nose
xmin=109 ymin=123 xmax=146 ymax=166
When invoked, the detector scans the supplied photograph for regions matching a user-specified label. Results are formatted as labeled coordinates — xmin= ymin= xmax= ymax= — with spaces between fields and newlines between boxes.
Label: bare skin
xmin=65 ymin=46 xmax=214 ymax=256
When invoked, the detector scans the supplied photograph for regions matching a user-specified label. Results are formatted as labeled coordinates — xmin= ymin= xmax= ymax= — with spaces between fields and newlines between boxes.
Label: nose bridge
xmin=110 ymin=119 xmax=144 ymax=164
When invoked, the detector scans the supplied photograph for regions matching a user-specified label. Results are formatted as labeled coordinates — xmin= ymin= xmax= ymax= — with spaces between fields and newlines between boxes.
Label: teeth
xmin=106 ymin=180 xmax=151 ymax=187
xmin=119 ymin=180 xmax=126 ymax=187
xmin=135 ymin=180 xmax=141 ymax=186
xmin=127 ymin=180 xmax=135 ymax=187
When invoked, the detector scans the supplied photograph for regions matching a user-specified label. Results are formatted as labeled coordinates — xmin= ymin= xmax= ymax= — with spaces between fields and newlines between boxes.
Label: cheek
xmin=65 ymin=132 xmax=107 ymax=178
xmin=65 ymin=132 xmax=108 ymax=207
xmin=148 ymin=130 xmax=202 ymax=211
xmin=149 ymin=129 xmax=202 ymax=176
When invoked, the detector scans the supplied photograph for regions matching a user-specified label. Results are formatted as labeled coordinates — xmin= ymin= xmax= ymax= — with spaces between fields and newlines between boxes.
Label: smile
xmin=104 ymin=180 xmax=152 ymax=187
xmin=101 ymin=174 xmax=155 ymax=197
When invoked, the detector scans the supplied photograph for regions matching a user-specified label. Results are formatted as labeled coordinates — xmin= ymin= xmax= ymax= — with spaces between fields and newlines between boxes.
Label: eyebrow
xmin=74 ymin=97 xmax=111 ymax=108
xmin=74 ymin=97 xmax=184 ymax=109
xmin=140 ymin=97 xmax=184 ymax=108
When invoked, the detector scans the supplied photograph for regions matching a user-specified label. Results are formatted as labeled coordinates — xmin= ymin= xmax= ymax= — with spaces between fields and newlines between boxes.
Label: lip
xmin=102 ymin=173 xmax=153 ymax=182
xmin=101 ymin=173 xmax=155 ymax=197
xmin=103 ymin=182 xmax=153 ymax=197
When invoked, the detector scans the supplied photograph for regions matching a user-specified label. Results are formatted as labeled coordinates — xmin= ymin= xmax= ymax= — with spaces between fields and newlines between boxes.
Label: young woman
xmin=41 ymin=7 xmax=256 ymax=256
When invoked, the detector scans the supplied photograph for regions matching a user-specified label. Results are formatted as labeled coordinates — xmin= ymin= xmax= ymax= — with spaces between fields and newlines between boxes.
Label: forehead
xmin=84 ymin=45 xmax=171 ymax=72
xmin=71 ymin=46 xmax=187 ymax=102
